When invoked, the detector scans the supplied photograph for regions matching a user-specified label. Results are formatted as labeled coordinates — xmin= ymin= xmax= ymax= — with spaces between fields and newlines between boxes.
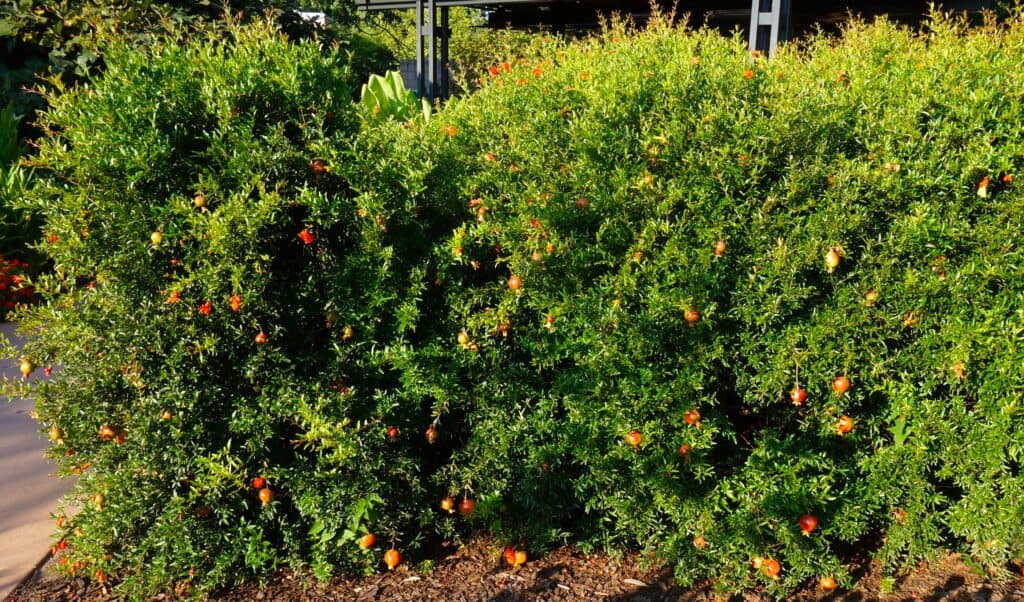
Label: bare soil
xmin=8 ymin=538 xmax=1024 ymax=602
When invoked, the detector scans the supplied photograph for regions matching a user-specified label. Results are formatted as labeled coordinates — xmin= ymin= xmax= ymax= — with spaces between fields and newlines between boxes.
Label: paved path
xmin=0 ymin=321 xmax=74 ymax=600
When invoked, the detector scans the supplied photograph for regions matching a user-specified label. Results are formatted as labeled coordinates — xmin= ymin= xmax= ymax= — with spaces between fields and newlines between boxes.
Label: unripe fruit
xmin=193 ymin=193 xmax=205 ymax=208
xmin=692 ymin=535 xmax=707 ymax=549
xmin=458 ymin=497 xmax=476 ymax=516
xmin=625 ymin=430 xmax=642 ymax=448
xmin=508 ymin=275 xmax=522 ymax=291
xmin=440 ymin=497 xmax=455 ymax=513
xmin=837 ymin=415 xmax=854 ymax=435
xmin=825 ymin=248 xmax=841 ymax=272
xmin=865 ymin=289 xmax=878 ymax=306
xmin=358 ymin=533 xmax=376 ymax=549
xmin=832 ymin=376 xmax=850 ymax=395
xmin=19 ymin=358 xmax=34 ymax=379
xmin=457 ymin=330 xmax=470 ymax=346
xmin=161 ymin=410 xmax=173 ymax=421
xmin=384 ymin=549 xmax=401 ymax=570
xmin=151 ymin=231 xmax=164 ymax=246
xmin=258 ymin=487 xmax=274 ymax=506
xmin=49 ymin=425 xmax=63 ymax=441
xmin=513 ymin=550 xmax=527 ymax=567
xmin=92 ymin=492 xmax=104 ymax=510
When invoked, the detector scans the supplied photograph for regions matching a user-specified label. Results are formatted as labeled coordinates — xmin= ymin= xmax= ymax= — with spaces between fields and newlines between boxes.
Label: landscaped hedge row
xmin=6 ymin=9 xmax=1024 ymax=600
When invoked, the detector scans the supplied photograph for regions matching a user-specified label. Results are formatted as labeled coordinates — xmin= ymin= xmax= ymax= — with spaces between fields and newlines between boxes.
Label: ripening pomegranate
xmin=798 ymin=514 xmax=818 ymax=536
xmin=790 ymin=386 xmax=807 ymax=405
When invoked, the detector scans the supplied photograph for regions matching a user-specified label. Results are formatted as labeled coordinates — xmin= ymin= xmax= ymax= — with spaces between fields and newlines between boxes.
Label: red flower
xmin=198 ymin=301 xmax=212 ymax=315
xmin=229 ymin=295 xmax=242 ymax=312
xmin=166 ymin=291 xmax=181 ymax=304
xmin=298 ymin=229 xmax=314 ymax=245
xmin=744 ymin=69 xmax=755 ymax=79
xmin=488 ymin=65 xmax=500 ymax=77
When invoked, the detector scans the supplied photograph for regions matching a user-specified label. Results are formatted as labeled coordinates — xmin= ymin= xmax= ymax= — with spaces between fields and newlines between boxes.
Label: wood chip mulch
xmin=8 ymin=537 xmax=1024 ymax=601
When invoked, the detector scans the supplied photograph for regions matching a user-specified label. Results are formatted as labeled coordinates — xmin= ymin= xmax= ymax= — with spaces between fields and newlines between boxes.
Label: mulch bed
xmin=8 ymin=538 xmax=1024 ymax=601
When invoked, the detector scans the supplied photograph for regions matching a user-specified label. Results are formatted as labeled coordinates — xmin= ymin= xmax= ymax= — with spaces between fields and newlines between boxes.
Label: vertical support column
xmin=426 ymin=0 xmax=436 ymax=101
xmin=415 ymin=0 xmax=442 ymax=100
xmin=415 ymin=0 xmax=424 ymax=97
xmin=749 ymin=0 xmax=791 ymax=57
xmin=440 ymin=6 xmax=450 ymax=99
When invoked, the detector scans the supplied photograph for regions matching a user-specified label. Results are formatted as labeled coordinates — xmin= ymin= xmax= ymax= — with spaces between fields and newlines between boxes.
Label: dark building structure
xmin=357 ymin=0 xmax=995 ymax=99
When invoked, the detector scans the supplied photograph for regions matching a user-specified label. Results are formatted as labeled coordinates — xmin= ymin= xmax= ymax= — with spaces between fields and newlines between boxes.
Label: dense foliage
xmin=7 ymin=10 xmax=1024 ymax=600
xmin=0 ymin=1 xmax=371 ymax=119
xmin=0 ymin=102 xmax=41 ymax=293
xmin=357 ymin=8 xmax=535 ymax=92
xmin=411 ymin=13 xmax=1024 ymax=596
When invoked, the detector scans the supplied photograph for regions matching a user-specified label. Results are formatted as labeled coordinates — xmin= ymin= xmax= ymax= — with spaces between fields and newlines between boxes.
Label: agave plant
xmin=359 ymin=70 xmax=431 ymax=124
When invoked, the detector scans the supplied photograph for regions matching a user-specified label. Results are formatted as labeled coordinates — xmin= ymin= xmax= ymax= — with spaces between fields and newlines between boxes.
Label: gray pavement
xmin=0 ymin=321 xmax=74 ymax=600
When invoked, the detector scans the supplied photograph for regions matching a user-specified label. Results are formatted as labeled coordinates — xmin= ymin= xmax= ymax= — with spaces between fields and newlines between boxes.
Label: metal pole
xmin=776 ymin=0 xmax=791 ymax=56
xmin=416 ymin=0 xmax=424 ymax=97
xmin=427 ymin=0 xmax=436 ymax=101
xmin=749 ymin=0 xmax=792 ymax=57
xmin=440 ymin=6 xmax=450 ymax=98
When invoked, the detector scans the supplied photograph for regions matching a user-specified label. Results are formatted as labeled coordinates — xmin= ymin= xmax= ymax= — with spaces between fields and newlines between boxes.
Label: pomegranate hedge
xmin=7 ymin=10 xmax=1024 ymax=600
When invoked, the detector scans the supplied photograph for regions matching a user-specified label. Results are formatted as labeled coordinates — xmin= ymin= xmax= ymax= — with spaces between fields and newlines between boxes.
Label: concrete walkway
xmin=0 ymin=321 xmax=74 ymax=600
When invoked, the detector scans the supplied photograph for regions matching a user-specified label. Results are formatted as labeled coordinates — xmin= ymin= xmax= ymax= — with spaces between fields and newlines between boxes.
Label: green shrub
xmin=0 ymin=101 xmax=41 ymax=288
xmin=341 ymin=33 xmax=398 ymax=93
xmin=351 ymin=10 xmax=1024 ymax=598
xmin=5 ymin=19 xmax=460 ymax=597
xmin=7 ymin=8 xmax=1024 ymax=601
